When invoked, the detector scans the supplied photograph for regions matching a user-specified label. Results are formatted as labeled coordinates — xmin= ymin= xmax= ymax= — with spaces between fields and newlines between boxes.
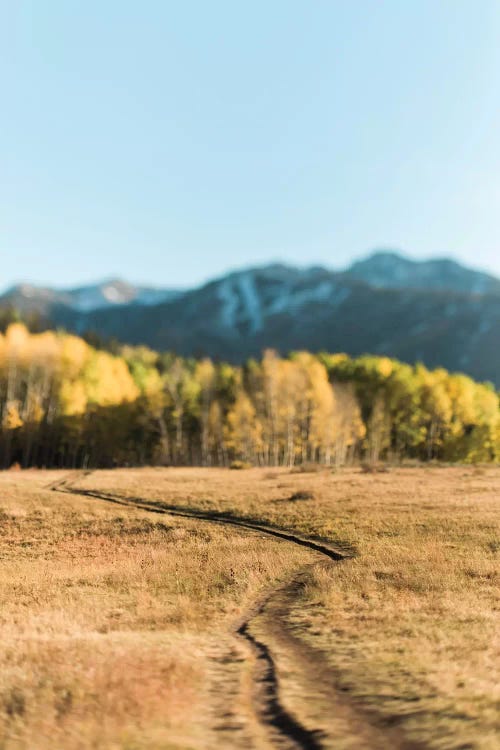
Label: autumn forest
xmin=0 ymin=322 xmax=498 ymax=469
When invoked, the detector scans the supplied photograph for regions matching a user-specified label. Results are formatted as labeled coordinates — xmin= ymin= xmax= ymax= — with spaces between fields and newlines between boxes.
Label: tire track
xmin=49 ymin=472 xmax=343 ymax=748
xmin=49 ymin=472 xmax=348 ymax=562
xmin=233 ymin=585 xmax=324 ymax=750
xmin=49 ymin=472 xmax=426 ymax=750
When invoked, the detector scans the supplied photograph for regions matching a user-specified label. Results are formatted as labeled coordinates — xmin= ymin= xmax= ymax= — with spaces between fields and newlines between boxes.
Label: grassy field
xmin=0 ymin=466 xmax=499 ymax=749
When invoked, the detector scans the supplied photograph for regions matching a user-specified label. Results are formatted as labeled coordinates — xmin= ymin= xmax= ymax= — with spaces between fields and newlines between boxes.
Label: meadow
xmin=0 ymin=465 xmax=498 ymax=749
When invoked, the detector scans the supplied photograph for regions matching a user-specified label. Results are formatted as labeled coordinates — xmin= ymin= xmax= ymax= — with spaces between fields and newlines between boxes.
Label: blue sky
xmin=1 ymin=1 xmax=500 ymax=288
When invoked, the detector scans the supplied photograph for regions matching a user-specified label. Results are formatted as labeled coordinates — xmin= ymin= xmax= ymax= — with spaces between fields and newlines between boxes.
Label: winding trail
xmin=50 ymin=472 xmax=427 ymax=750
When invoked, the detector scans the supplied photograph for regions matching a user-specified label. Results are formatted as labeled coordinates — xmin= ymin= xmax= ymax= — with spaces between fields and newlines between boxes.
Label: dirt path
xmin=50 ymin=472 xmax=427 ymax=750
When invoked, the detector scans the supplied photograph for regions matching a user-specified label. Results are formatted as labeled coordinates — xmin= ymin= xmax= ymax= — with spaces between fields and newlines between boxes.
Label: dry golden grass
xmin=75 ymin=465 xmax=500 ymax=749
xmin=0 ymin=470 xmax=309 ymax=749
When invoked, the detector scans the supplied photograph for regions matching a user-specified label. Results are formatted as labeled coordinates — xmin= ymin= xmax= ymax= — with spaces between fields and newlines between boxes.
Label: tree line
xmin=0 ymin=323 xmax=498 ymax=468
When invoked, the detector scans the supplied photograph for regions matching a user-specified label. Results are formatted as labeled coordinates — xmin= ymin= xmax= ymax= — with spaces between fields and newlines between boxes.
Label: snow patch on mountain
xmin=238 ymin=273 xmax=263 ymax=332
xmin=0 ymin=279 xmax=182 ymax=313
xmin=218 ymin=279 xmax=240 ymax=328
xmin=267 ymin=281 xmax=350 ymax=315
xmin=214 ymin=270 xmax=354 ymax=334
xmin=103 ymin=285 xmax=123 ymax=303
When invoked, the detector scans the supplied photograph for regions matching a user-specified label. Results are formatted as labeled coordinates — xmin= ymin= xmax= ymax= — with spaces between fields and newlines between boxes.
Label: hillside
xmin=0 ymin=279 xmax=181 ymax=314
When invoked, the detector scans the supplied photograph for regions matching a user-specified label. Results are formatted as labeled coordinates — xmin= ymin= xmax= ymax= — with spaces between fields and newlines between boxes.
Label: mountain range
xmin=0 ymin=279 xmax=181 ymax=313
xmin=2 ymin=251 xmax=500 ymax=385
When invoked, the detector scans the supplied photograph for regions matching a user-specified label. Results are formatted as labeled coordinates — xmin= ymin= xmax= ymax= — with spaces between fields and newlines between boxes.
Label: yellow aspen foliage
xmin=225 ymin=391 xmax=263 ymax=461
xmin=60 ymin=335 xmax=90 ymax=378
xmin=196 ymin=358 xmax=216 ymax=394
xmin=4 ymin=323 xmax=30 ymax=358
xmin=0 ymin=324 xmax=30 ymax=376
xmin=2 ymin=402 xmax=23 ymax=430
xmin=28 ymin=330 xmax=61 ymax=367
xmin=59 ymin=380 xmax=88 ymax=416
xmin=83 ymin=351 xmax=139 ymax=406
xmin=378 ymin=357 xmax=394 ymax=378
xmin=0 ymin=323 xmax=497 ymax=467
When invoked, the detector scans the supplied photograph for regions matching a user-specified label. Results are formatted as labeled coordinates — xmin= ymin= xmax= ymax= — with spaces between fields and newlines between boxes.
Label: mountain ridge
xmin=0 ymin=278 xmax=182 ymax=313
xmin=345 ymin=250 xmax=500 ymax=295
xmin=4 ymin=250 xmax=500 ymax=308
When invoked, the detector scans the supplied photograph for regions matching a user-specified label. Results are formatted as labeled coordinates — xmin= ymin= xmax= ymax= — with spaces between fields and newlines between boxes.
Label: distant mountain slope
xmin=345 ymin=250 xmax=500 ymax=294
xmin=0 ymin=279 xmax=182 ymax=314
xmin=2 ymin=252 xmax=500 ymax=384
